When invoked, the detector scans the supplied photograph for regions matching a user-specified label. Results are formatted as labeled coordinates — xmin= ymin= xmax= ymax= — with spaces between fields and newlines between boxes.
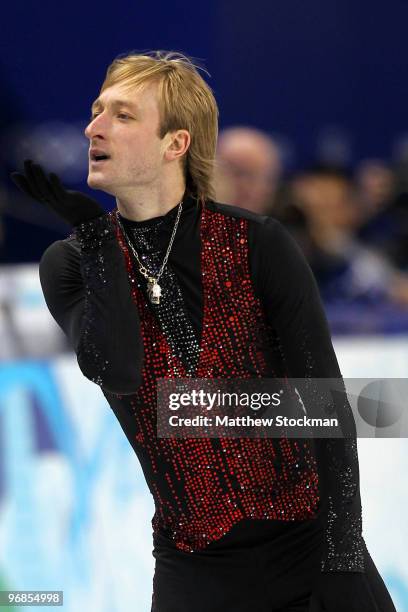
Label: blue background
xmin=2 ymin=1 xmax=408 ymax=260
xmin=2 ymin=0 xmax=407 ymax=159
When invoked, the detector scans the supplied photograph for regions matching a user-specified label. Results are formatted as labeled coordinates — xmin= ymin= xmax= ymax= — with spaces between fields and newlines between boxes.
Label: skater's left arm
xmin=250 ymin=218 xmax=380 ymax=611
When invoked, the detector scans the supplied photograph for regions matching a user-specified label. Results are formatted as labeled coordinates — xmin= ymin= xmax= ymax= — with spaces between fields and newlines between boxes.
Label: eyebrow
xmin=91 ymin=98 xmax=139 ymax=114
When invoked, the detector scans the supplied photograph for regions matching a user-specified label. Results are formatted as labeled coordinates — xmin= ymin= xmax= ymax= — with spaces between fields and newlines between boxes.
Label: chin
xmin=87 ymin=173 xmax=114 ymax=194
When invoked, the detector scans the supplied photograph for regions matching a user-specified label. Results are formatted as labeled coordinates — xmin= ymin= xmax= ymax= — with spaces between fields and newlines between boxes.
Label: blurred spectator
xmin=356 ymin=159 xmax=395 ymax=217
xmin=354 ymin=159 xmax=408 ymax=269
xmin=286 ymin=165 xmax=408 ymax=332
xmin=214 ymin=126 xmax=282 ymax=214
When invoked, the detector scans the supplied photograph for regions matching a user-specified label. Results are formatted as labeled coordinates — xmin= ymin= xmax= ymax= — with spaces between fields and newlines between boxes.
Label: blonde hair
xmin=100 ymin=50 xmax=219 ymax=202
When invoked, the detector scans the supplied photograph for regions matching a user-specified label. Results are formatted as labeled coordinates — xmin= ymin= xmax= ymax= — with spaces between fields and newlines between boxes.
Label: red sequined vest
xmin=110 ymin=203 xmax=320 ymax=552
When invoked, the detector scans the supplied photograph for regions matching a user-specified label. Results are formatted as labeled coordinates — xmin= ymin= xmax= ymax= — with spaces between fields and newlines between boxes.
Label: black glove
xmin=11 ymin=159 xmax=105 ymax=227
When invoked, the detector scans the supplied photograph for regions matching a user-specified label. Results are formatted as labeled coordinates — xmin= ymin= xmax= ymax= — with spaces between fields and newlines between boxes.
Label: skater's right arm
xmin=12 ymin=161 xmax=143 ymax=395
xmin=39 ymin=218 xmax=143 ymax=394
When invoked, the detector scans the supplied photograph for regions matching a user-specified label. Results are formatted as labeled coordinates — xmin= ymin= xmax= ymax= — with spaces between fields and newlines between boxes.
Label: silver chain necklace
xmin=115 ymin=201 xmax=183 ymax=305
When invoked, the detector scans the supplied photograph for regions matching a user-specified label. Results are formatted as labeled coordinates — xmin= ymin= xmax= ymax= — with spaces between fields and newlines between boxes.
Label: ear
xmin=164 ymin=129 xmax=191 ymax=162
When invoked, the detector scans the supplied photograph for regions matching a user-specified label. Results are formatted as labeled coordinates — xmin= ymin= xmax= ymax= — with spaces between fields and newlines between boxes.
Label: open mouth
xmin=90 ymin=152 xmax=111 ymax=163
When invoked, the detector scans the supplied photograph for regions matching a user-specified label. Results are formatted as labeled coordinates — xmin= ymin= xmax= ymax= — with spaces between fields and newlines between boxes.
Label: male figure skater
xmin=12 ymin=51 xmax=396 ymax=612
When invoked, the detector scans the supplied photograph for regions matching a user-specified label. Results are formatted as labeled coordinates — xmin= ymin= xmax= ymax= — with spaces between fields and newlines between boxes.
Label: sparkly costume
xmin=39 ymin=194 xmax=396 ymax=611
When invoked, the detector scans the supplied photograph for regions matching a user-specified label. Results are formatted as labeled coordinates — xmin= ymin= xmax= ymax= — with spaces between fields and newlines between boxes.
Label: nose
xmin=84 ymin=113 xmax=107 ymax=140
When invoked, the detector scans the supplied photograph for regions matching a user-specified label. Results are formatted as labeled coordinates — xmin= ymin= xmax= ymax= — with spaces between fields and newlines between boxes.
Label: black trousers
xmin=151 ymin=517 xmax=396 ymax=612
xmin=278 ymin=543 xmax=396 ymax=612
xmin=152 ymin=517 xmax=324 ymax=612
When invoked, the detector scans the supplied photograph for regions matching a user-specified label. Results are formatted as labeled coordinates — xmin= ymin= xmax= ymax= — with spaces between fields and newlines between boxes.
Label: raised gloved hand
xmin=11 ymin=159 xmax=105 ymax=227
xmin=308 ymin=572 xmax=381 ymax=612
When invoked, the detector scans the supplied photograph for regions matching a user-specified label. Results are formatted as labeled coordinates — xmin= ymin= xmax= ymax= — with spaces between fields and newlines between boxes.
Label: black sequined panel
xmin=75 ymin=214 xmax=116 ymax=386
xmin=123 ymin=216 xmax=201 ymax=376
xmin=290 ymin=331 xmax=364 ymax=572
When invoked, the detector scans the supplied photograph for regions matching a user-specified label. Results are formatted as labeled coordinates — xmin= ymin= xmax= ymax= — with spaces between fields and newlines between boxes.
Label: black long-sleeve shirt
xmin=38 ymin=193 xmax=364 ymax=577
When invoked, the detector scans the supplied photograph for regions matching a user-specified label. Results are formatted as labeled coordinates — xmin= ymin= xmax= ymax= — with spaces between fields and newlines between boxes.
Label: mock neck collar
xmin=117 ymin=192 xmax=200 ymax=230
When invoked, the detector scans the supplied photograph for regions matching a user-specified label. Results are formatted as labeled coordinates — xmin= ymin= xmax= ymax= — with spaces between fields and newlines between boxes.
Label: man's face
xmin=84 ymin=80 xmax=169 ymax=197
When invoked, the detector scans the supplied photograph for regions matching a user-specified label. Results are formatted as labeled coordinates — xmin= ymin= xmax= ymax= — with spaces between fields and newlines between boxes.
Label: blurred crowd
xmin=215 ymin=127 xmax=408 ymax=334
